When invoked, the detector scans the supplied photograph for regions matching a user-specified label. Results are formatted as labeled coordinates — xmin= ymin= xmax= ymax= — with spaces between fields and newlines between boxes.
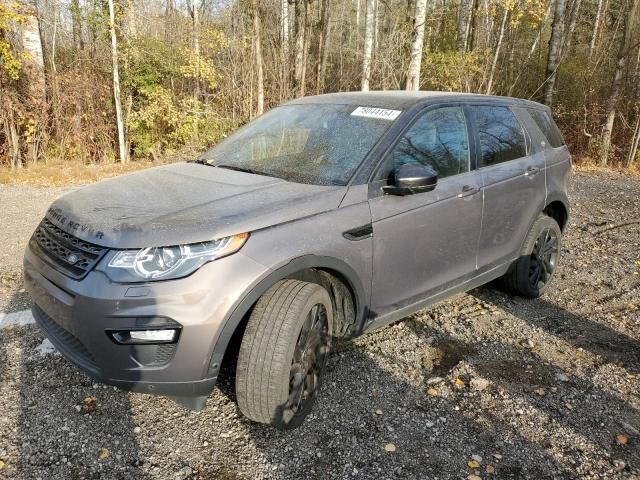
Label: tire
xmin=235 ymin=279 xmax=333 ymax=429
xmin=498 ymin=214 xmax=562 ymax=299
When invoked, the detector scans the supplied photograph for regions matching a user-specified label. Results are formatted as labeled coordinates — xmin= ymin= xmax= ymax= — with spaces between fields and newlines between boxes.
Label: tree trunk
xmin=405 ymin=0 xmax=427 ymax=91
xmin=456 ymin=0 xmax=472 ymax=52
xmin=361 ymin=0 xmax=374 ymax=91
xmin=561 ymin=0 xmax=581 ymax=58
xmin=589 ymin=0 xmax=604 ymax=59
xmin=107 ymin=0 xmax=127 ymax=163
xmin=294 ymin=0 xmax=306 ymax=95
xmin=601 ymin=0 xmax=639 ymax=166
xmin=190 ymin=0 xmax=200 ymax=102
xmin=71 ymin=0 xmax=83 ymax=51
xmin=282 ymin=0 xmax=289 ymax=59
xmin=626 ymin=115 xmax=640 ymax=168
xmin=252 ymin=0 xmax=264 ymax=116
xmin=316 ymin=0 xmax=331 ymax=93
xmin=543 ymin=0 xmax=566 ymax=106
xmin=486 ymin=6 xmax=508 ymax=95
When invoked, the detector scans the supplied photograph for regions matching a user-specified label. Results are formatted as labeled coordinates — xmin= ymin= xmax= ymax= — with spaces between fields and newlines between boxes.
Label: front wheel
xmin=498 ymin=214 xmax=562 ymax=298
xmin=235 ymin=279 xmax=333 ymax=429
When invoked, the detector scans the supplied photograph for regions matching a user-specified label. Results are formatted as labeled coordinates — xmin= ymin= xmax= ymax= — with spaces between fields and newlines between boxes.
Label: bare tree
xmin=316 ymin=0 xmax=331 ymax=93
xmin=560 ymin=0 xmax=582 ymax=57
xmin=252 ymin=0 xmax=264 ymax=115
xmin=486 ymin=5 xmax=508 ymax=95
xmin=188 ymin=0 xmax=201 ymax=102
xmin=405 ymin=0 xmax=427 ymax=91
xmin=589 ymin=0 xmax=604 ymax=59
xmin=293 ymin=0 xmax=307 ymax=95
xmin=543 ymin=0 xmax=566 ymax=106
xmin=601 ymin=0 xmax=639 ymax=166
xmin=456 ymin=0 xmax=472 ymax=52
xmin=361 ymin=0 xmax=375 ymax=91
xmin=71 ymin=0 xmax=83 ymax=51
xmin=107 ymin=0 xmax=127 ymax=163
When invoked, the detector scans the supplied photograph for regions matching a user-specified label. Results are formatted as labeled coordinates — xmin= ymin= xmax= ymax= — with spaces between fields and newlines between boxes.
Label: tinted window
xmin=526 ymin=108 xmax=565 ymax=148
xmin=474 ymin=106 xmax=527 ymax=167
xmin=391 ymin=106 xmax=469 ymax=179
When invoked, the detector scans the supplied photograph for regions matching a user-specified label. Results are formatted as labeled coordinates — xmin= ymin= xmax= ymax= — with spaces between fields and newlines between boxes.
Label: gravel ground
xmin=0 ymin=170 xmax=639 ymax=479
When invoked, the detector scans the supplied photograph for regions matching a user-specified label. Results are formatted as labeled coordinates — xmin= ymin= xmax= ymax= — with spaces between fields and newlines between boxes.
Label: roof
xmin=287 ymin=90 xmax=546 ymax=110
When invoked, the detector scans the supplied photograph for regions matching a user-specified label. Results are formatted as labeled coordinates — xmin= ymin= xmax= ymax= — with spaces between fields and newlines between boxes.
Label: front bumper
xmin=24 ymin=245 xmax=268 ymax=399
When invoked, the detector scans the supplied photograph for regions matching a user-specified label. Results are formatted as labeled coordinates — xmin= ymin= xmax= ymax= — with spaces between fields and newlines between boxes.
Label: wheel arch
xmin=206 ymin=255 xmax=367 ymax=379
xmin=543 ymin=195 xmax=570 ymax=231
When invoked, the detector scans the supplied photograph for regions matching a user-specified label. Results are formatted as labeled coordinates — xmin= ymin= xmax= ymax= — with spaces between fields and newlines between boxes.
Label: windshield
xmin=199 ymin=104 xmax=399 ymax=186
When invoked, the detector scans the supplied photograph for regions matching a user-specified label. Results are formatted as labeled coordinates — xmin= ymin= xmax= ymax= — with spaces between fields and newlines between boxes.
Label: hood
xmin=46 ymin=162 xmax=347 ymax=248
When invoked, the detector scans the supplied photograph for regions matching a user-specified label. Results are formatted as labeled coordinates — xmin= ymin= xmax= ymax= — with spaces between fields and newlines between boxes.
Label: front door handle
xmin=525 ymin=166 xmax=540 ymax=177
xmin=458 ymin=185 xmax=480 ymax=198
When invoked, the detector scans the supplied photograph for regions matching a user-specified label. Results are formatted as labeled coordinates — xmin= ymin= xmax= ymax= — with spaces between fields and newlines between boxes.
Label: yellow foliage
xmin=179 ymin=50 xmax=218 ymax=91
xmin=0 ymin=1 xmax=27 ymax=79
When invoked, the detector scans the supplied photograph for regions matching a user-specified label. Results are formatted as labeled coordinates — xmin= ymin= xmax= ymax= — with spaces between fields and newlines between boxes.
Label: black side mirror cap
xmin=382 ymin=163 xmax=438 ymax=196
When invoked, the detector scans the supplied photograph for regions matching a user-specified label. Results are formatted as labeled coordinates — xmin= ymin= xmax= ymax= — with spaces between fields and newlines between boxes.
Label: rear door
xmin=471 ymin=104 xmax=546 ymax=271
xmin=368 ymin=105 xmax=483 ymax=317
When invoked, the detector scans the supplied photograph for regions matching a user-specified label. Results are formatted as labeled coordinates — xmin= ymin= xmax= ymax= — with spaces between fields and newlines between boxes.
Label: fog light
xmin=109 ymin=328 xmax=179 ymax=345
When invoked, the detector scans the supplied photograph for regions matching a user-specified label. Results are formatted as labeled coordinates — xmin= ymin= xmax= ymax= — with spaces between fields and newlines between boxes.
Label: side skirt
xmin=362 ymin=262 xmax=510 ymax=333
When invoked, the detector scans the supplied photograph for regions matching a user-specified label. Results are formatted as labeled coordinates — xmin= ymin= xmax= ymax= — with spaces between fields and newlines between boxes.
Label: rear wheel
xmin=235 ymin=279 xmax=333 ymax=429
xmin=498 ymin=214 xmax=562 ymax=298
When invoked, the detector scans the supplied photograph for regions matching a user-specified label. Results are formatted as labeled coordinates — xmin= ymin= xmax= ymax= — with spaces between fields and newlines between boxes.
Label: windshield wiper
xmin=216 ymin=164 xmax=277 ymax=178
xmin=190 ymin=158 xmax=216 ymax=166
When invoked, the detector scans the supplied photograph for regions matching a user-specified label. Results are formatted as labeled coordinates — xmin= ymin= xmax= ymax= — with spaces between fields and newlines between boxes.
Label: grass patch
xmin=0 ymin=159 xmax=167 ymax=187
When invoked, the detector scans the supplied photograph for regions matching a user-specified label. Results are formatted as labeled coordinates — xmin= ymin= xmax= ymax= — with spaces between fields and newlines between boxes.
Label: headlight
xmin=98 ymin=233 xmax=248 ymax=282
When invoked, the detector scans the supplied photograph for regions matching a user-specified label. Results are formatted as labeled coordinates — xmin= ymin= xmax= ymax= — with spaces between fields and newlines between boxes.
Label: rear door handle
xmin=458 ymin=185 xmax=480 ymax=197
xmin=525 ymin=166 xmax=540 ymax=177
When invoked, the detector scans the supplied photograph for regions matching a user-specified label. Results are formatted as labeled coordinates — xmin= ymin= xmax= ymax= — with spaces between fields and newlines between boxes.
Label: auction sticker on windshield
xmin=351 ymin=106 xmax=401 ymax=121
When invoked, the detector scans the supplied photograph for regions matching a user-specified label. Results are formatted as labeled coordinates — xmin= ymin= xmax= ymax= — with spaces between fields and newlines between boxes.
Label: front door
xmin=368 ymin=105 xmax=483 ymax=318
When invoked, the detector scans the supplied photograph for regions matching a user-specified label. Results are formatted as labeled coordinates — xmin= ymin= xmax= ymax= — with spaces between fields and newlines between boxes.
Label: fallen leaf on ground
xmin=426 ymin=387 xmax=438 ymax=397
xmin=384 ymin=443 xmax=396 ymax=453
xmin=467 ymin=475 xmax=481 ymax=480
xmin=98 ymin=448 xmax=109 ymax=460
xmin=0 ymin=460 xmax=5 ymax=469
xmin=454 ymin=378 xmax=466 ymax=387
xmin=468 ymin=460 xmax=481 ymax=469
xmin=616 ymin=434 xmax=629 ymax=445
xmin=82 ymin=396 xmax=97 ymax=413
xmin=486 ymin=464 xmax=495 ymax=474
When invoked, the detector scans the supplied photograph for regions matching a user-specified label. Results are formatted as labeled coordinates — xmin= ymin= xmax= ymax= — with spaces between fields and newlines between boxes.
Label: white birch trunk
xmin=543 ymin=0 xmax=566 ymax=106
xmin=486 ymin=6 xmax=508 ymax=95
xmin=601 ymin=0 xmax=639 ymax=166
xmin=360 ymin=0 xmax=375 ymax=91
xmin=108 ymin=0 xmax=127 ymax=163
xmin=405 ymin=0 xmax=428 ymax=91
xmin=589 ymin=0 xmax=604 ymax=60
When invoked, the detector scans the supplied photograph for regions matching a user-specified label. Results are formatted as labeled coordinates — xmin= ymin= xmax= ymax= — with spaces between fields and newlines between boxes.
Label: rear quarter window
xmin=526 ymin=108 xmax=565 ymax=148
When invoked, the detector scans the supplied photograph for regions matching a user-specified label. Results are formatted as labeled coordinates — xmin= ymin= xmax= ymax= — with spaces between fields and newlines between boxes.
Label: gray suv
xmin=24 ymin=92 xmax=570 ymax=429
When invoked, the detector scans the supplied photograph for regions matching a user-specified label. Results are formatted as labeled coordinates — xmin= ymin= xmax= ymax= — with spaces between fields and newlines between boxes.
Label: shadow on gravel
xmin=407 ymin=320 xmax=640 ymax=471
xmin=209 ymin=328 xmax=577 ymax=479
xmin=472 ymin=288 xmax=640 ymax=374
xmin=7 ymin=292 xmax=150 ymax=480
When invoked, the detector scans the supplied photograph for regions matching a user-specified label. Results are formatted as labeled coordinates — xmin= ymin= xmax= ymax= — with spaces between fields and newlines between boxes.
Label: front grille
xmin=33 ymin=304 xmax=96 ymax=367
xmin=29 ymin=219 xmax=108 ymax=279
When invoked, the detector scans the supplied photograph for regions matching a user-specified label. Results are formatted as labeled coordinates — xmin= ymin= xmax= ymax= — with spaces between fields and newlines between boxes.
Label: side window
xmin=526 ymin=108 xmax=565 ymax=148
xmin=473 ymin=106 xmax=527 ymax=167
xmin=391 ymin=106 xmax=470 ymax=179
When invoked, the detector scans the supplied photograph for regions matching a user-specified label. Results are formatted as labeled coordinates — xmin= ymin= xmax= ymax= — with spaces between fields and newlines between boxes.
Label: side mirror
xmin=382 ymin=164 xmax=438 ymax=196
